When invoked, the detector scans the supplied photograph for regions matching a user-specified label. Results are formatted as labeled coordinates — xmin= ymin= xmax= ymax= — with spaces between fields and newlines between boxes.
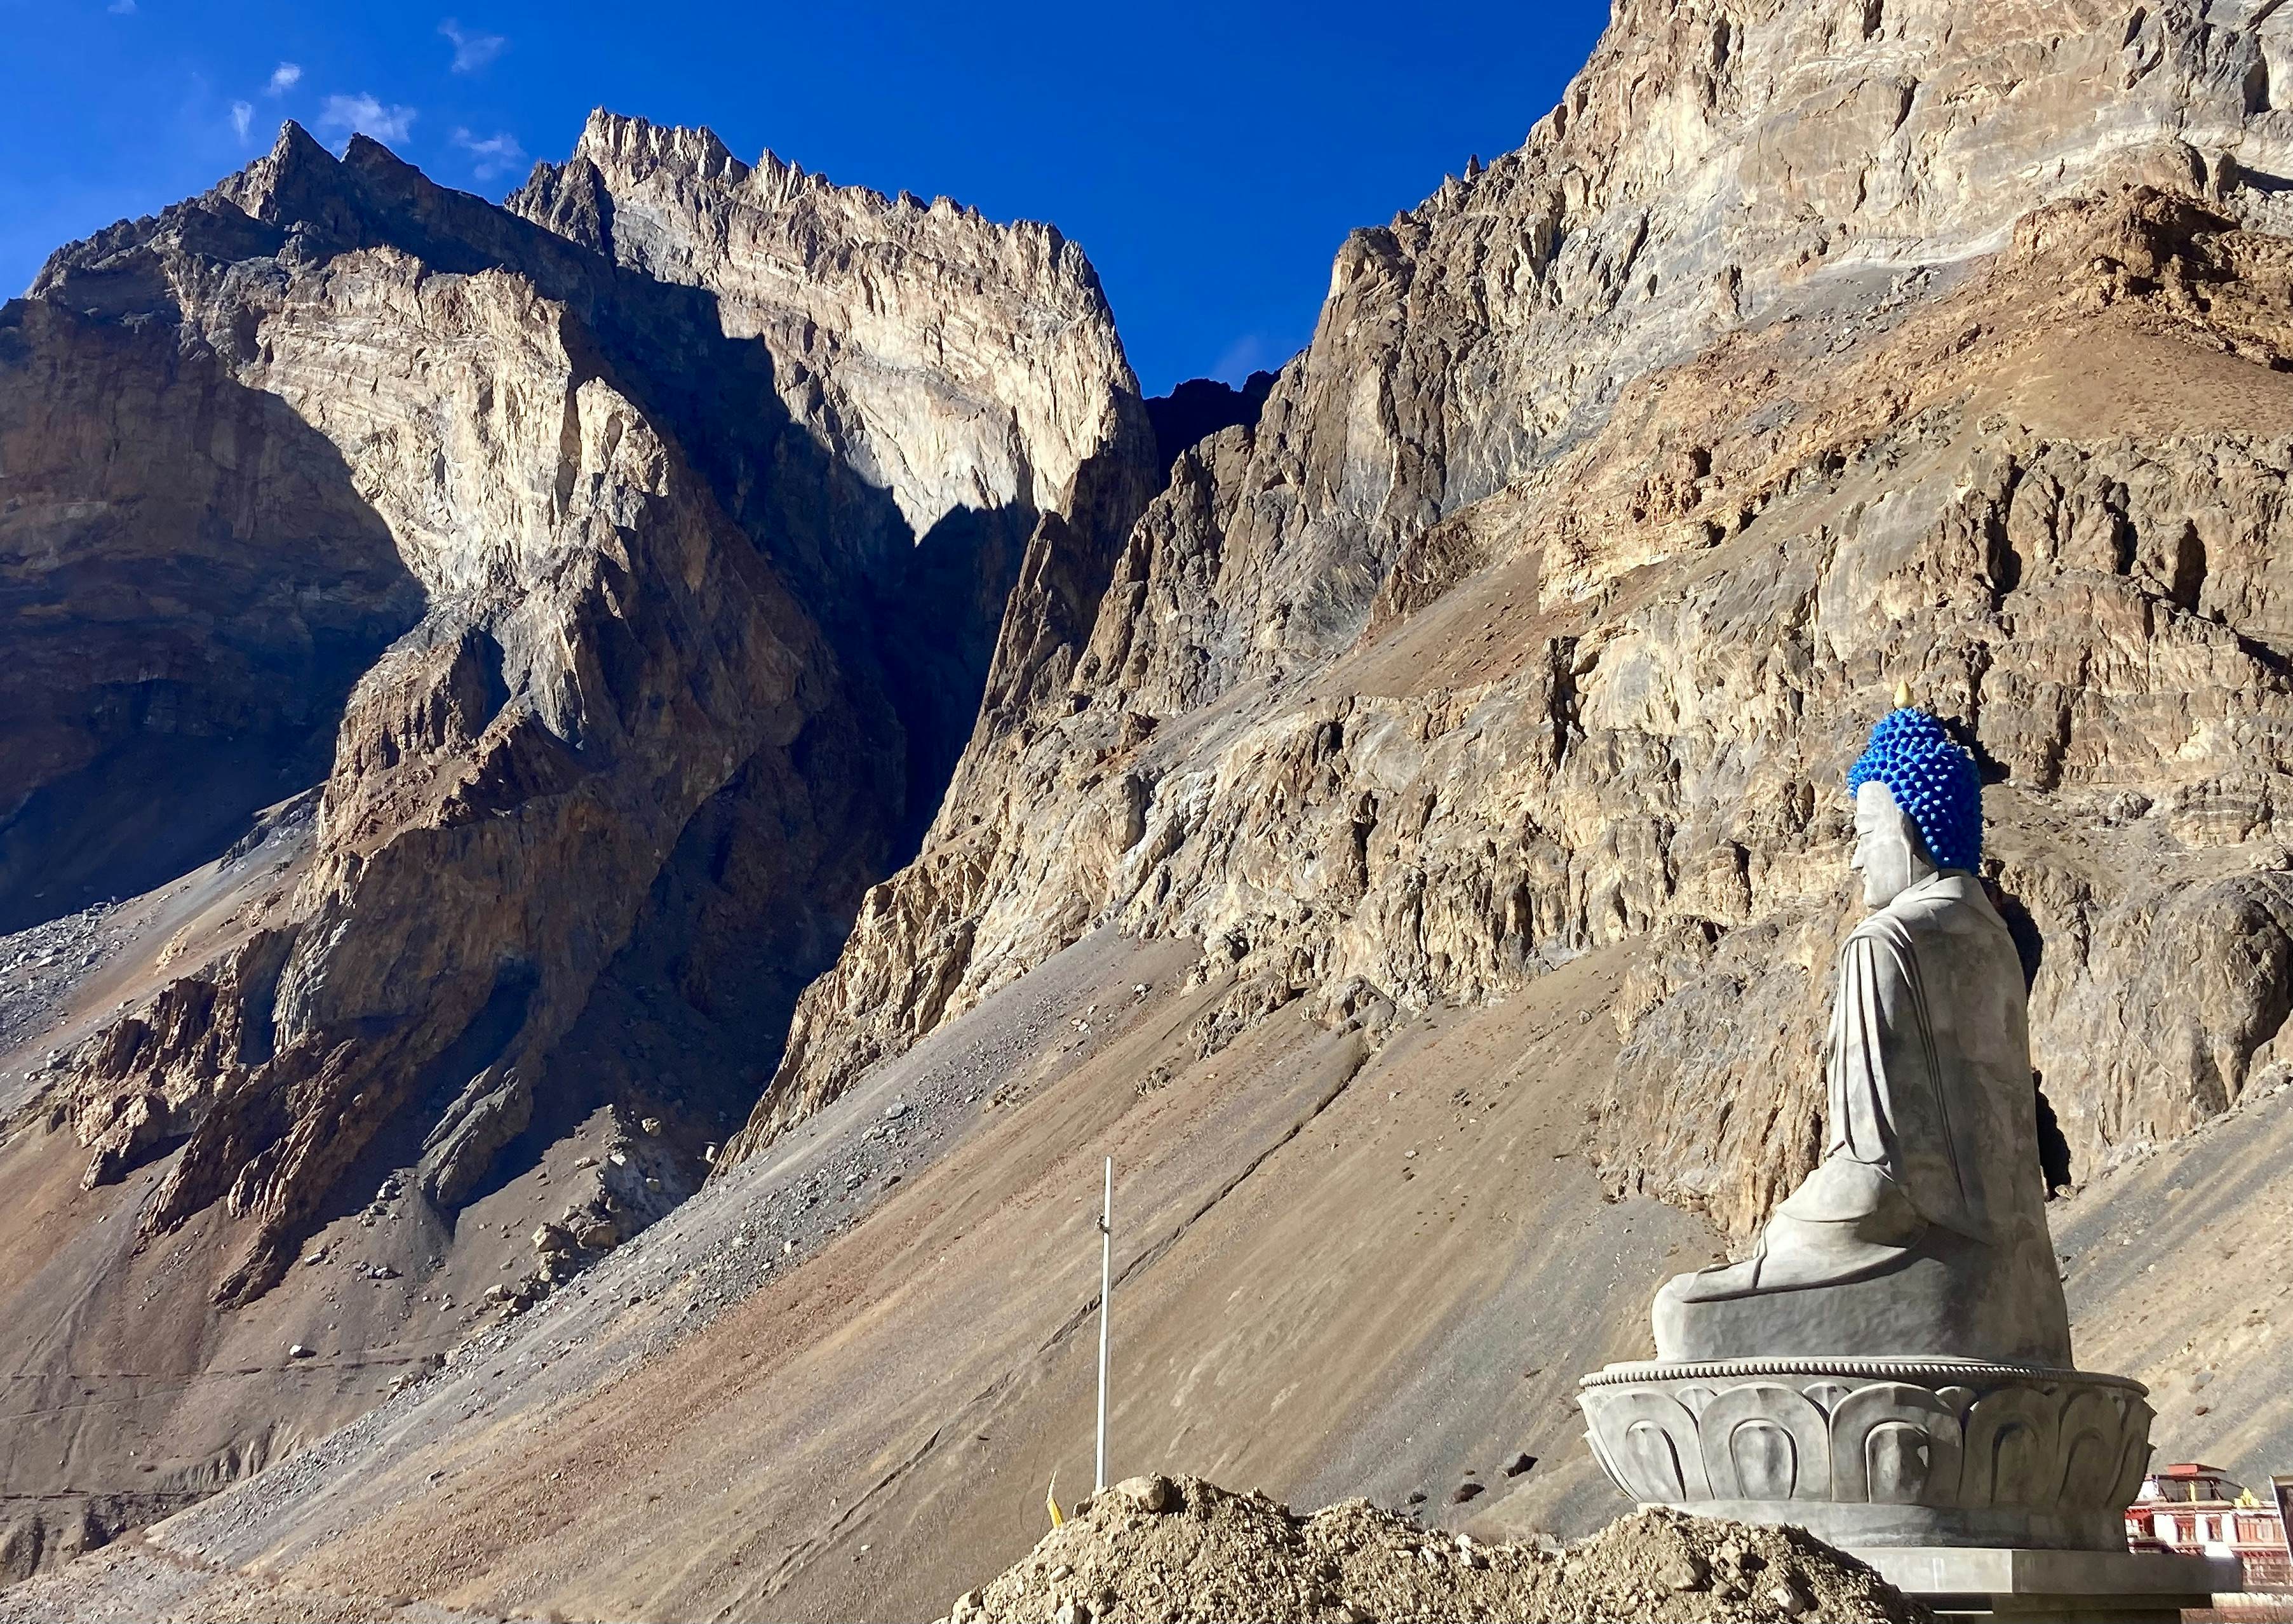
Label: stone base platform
xmin=1855 ymin=1545 xmax=2239 ymax=1621
xmin=1579 ymin=1357 xmax=2156 ymax=1552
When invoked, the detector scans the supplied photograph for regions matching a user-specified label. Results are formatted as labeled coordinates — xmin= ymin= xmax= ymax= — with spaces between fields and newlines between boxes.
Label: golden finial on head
xmin=1893 ymin=680 xmax=1913 ymax=710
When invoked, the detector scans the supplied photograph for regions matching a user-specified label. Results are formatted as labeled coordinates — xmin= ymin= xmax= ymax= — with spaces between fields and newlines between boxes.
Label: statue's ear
xmin=1861 ymin=779 xmax=1933 ymax=866
xmin=1899 ymin=809 xmax=1938 ymax=868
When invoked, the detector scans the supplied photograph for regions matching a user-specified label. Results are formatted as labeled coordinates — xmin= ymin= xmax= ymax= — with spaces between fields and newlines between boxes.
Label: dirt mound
xmin=953 ymin=1477 xmax=1926 ymax=1624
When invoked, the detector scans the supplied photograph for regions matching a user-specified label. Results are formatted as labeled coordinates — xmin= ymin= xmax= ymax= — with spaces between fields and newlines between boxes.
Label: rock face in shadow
xmin=1145 ymin=371 xmax=1279 ymax=473
xmin=731 ymin=0 xmax=2293 ymax=1259
xmin=508 ymin=113 xmax=1158 ymax=840
xmin=13 ymin=114 xmax=1152 ymax=1305
xmin=0 ymin=304 xmax=423 ymax=934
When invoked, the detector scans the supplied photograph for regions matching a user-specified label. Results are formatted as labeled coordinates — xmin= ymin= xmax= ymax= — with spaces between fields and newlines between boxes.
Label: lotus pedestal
xmin=1578 ymin=1357 xmax=2236 ymax=1620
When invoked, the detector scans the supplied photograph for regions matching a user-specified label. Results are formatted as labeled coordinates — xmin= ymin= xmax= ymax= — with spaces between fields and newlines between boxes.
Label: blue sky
xmin=4 ymin=1 xmax=1609 ymax=393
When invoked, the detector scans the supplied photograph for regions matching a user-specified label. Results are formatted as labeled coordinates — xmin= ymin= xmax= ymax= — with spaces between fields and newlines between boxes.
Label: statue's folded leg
xmin=1677 ymin=1160 xmax=1927 ymax=1296
xmin=1653 ymin=1158 xmax=1940 ymax=1360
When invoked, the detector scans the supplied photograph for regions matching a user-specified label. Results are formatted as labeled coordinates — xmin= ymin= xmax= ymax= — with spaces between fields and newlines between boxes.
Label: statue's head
xmin=1846 ymin=704 xmax=1982 ymax=908
xmin=1851 ymin=780 xmax=1935 ymax=906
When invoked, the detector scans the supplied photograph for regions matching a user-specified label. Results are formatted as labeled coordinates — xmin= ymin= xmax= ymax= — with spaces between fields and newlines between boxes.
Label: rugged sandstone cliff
xmin=0 ymin=113 xmax=1149 ymax=1572
xmin=732 ymin=0 xmax=2293 ymax=1247
xmin=15 ymin=116 xmax=1151 ymax=1300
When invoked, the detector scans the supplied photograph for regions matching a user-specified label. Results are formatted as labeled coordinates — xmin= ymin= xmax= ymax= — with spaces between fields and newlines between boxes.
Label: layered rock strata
xmin=8 ymin=114 xmax=1152 ymax=1305
xmin=508 ymin=112 xmax=1155 ymax=821
xmin=728 ymin=0 xmax=2293 ymax=1266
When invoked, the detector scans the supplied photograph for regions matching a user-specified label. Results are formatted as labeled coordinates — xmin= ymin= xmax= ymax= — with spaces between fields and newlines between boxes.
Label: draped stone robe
xmin=1653 ymin=872 xmax=2073 ymax=1364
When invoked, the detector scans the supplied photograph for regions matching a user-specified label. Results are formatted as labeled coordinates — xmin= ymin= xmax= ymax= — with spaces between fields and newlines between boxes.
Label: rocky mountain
xmin=0 ymin=112 xmax=1150 ymax=1572
xmin=28 ymin=112 xmax=1151 ymax=1285
xmin=6 ymin=0 xmax=2293 ymax=1609
xmin=1143 ymin=371 xmax=1279 ymax=472
xmin=725 ymin=0 xmax=2293 ymax=1232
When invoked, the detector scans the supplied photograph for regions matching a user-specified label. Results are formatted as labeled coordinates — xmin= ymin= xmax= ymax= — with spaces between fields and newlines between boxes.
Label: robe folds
xmin=1654 ymin=868 xmax=2073 ymax=1365
xmin=1793 ymin=871 xmax=2041 ymax=1247
xmin=1793 ymin=883 xmax=1987 ymax=1242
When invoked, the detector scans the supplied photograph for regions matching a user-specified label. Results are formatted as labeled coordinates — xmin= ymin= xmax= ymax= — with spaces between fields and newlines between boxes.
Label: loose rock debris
xmin=953 ymin=1475 xmax=1926 ymax=1623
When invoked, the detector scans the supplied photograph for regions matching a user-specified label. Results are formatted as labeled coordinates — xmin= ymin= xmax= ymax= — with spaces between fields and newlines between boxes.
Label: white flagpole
xmin=1095 ymin=1155 xmax=1112 ymax=1494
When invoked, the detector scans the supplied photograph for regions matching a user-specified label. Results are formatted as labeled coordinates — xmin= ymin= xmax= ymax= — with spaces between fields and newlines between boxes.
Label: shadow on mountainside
xmin=1145 ymin=370 xmax=1279 ymax=472
xmin=0 ymin=300 xmax=424 ymax=937
xmin=7 ymin=120 xmax=1151 ymax=1309
xmin=0 ymin=116 xmax=1160 ymax=1583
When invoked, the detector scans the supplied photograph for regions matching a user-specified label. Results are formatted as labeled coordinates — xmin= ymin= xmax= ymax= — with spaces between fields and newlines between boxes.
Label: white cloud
xmin=230 ymin=100 xmax=254 ymax=141
xmin=452 ymin=127 xmax=528 ymax=182
xmin=267 ymin=62 xmax=302 ymax=96
xmin=440 ymin=19 xmax=507 ymax=73
xmin=1211 ymin=334 xmax=1272 ymax=384
xmin=318 ymin=93 xmax=417 ymax=147
xmin=107 ymin=0 xmax=136 ymax=13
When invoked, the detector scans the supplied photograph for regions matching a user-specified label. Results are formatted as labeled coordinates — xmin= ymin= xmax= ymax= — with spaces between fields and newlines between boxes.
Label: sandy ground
xmin=18 ymin=932 xmax=1700 ymax=1623
xmin=0 ymin=795 xmax=387 ymax=1579
xmin=0 ymin=1533 xmax=490 ymax=1624
xmin=2055 ymin=1068 xmax=2293 ymax=1477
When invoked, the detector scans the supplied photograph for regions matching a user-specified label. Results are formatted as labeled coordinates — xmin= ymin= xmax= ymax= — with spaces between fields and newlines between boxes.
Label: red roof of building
xmin=2158 ymin=1463 xmax=2230 ymax=1478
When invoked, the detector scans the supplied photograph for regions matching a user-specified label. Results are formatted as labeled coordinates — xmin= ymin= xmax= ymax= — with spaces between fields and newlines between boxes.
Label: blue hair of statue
xmin=1846 ymin=707 xmax=1984 ymax=871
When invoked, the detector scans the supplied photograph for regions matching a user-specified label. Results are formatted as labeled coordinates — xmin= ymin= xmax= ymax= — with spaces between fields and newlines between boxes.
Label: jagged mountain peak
xmin=516 ymin=104 xmax=1117 ymax=314
xmin=571 ymin=107 xmax=751 ymax=187
xmin=0 ymin=97 xmax=1162 ymax=1574
xmin=511 ymin=105 xmax=1147 ymax=539
xmin=213 ymin=119 xmax=424 ymax=232
xmin=560 ymin=106 xmax=1024 ymax=242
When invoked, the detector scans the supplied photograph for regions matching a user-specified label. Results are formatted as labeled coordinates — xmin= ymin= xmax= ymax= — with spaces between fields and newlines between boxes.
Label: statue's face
xmin=1850 ymin=779 xmax=1930 ymax=908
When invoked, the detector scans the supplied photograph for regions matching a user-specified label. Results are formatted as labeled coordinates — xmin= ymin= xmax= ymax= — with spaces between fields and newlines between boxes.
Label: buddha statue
xmin=1651 ymin=704 xmax=2071 ymax=1366
xmin=1580 ymin=701 xmax=2164 ymax=1562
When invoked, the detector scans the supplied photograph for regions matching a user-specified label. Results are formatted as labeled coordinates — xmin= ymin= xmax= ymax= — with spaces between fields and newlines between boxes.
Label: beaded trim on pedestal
xmin=1579 ymin=1357 xmax=2147 ymax=1393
